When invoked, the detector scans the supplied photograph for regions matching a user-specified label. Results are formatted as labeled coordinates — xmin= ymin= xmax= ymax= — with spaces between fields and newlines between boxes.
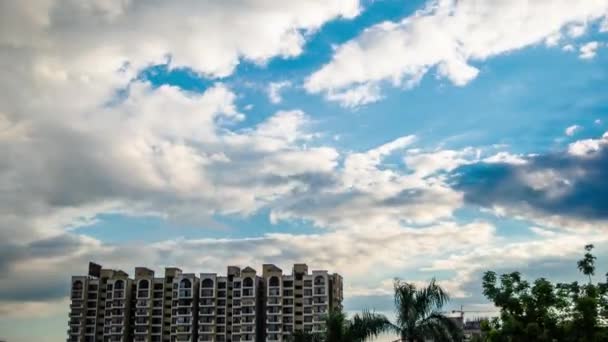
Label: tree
xmin=391 ymin=279 xmax=463 ymax=342
xmin=481 ymin=244 xmax=608 ymax=342
xmin=577 ymin=244 xmax=597 ymax=284
xmin=288 ymin=309 xmax=392 ymax=342
xmin=481 ymin=272 xmax=559 ymax=341
xmin=324 ymin=309 xmax=392 ymax=342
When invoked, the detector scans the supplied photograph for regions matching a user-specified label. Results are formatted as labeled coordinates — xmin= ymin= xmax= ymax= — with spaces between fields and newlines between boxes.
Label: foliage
xmin=288 ymin=309 xmax=392 ymax=342
xmin=288 ymin=279 xmax=462 ymax=342
xmin=481 ymin=244 xmax=608 ymax=342
xmin=392 ymin=279 xmax=463 ymax=342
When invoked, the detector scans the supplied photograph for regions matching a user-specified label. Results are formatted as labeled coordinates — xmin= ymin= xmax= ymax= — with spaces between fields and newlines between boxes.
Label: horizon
xmin=1 ymin=1 xmax=608 ymax=341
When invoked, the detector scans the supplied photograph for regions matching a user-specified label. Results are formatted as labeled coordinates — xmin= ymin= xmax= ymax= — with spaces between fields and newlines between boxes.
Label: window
xmin=72 ymin=281 xmax=83 ymax=290
xmin=201 ymin=278 xmax=214 ymax=289
xmin=243 ymin=277 xmax=253 ymax=288
xmin=180 ymin=279 xmax=192 ymax=289
xmin=268 ymin=276 xmax=280 ymax=287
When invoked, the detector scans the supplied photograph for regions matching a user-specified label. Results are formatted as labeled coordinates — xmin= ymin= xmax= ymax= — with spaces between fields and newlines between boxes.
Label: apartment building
xmin=133 ymin=267 xmax=182 ymax=342
xmin=262 ymin=264 xmax=343 ymax=341
xmin=171 ymin=273 xmax=199 ymax=342
xmin=68 ymin=263 xmax=342 ymax=342
xmin=68 ymin=265 xmax=131 ymax=342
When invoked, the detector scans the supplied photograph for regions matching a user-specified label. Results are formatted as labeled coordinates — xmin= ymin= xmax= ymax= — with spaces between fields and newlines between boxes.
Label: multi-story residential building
xmin=68 ymin=263 xmax=342 ymax=342
xmin=132 ymin=267 xmax=183 ymax=342
xmin=262 ymin=264 xmax=343 ymax=341
xmin=103 ymin=270 xmax=133 ymax=342
xmin=231 ymin=267 xmax=264 ymax=342
xmin=171 ymin=273 xmax=199 ymax=342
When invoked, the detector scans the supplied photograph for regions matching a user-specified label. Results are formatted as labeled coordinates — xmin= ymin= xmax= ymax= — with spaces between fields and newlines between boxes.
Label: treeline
xmin=288 ymin=245 xmax=608 ymax=342
xmin=479 ymin=244 xmax=608 ymax=342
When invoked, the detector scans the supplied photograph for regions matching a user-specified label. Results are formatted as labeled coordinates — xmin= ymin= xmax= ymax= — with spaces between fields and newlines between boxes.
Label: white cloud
xmin=306 ymin=0 xmax=608 ymax=106
xmin=545 ymin=33 xmax=562 ymax=47
xmin=562 ymin=44 xmax=575 ymax=52
xmin=579 ymin=41 xmax=601 ymax=59
xmin=601 ymin=17 xmax=608 ymax=32
xmin=595 ymin=119 xmax=602 ymax=125
xmin=267 ymin=81 xmax=291 ymax=104
xmin=405 ymin=148 xmax=478 ymax=178
xmin=483 ymin=151 xmax=527 ymax=165
xmin=326 ymin=83 xmax=383 ymax=107
xmin=0 ymin=1 xmax=360 ymax=78
xmin=426 ymin=227 xmax=608 ymax=296
xmin=567 ymin=131 xmax=608 ymax=156
xmin=0 ymin=298 xmax=68 ymax=319
xmin=567 ymin=23 xmax=587 ymax=38
xmin=565 ymin=124 xmax=582 ymax=136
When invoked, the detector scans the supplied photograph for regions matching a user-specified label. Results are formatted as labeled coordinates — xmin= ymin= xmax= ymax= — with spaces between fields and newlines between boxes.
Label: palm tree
xmin=325 ymin=309 xmax=392 ymax=342
xmin=290 ymin=309 xmax=392 ymax=342
xmin=392 ymin=279 xmax=463 ymax=342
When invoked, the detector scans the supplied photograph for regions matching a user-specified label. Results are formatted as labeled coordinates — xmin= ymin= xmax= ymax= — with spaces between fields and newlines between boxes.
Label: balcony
xmin=267 ymin=297 xmax=281 ymax=306
xmin=136 ymin=300 xmax=150 ymax=308
xmin=135 ymin=318 xmax=150 ymax=326
xmin=200 ymin=289 xmax=214 ymax=298
xmin=178 ymin=290 xmax=193 ymax=298
xmin=199 ymin=318 xmax=215 ymax=325
xmin=134 ymin=326 xmax=149 ymax=334
xmin=199 ymin=298 xmax=215 ymax=307
xmin=267 ymin=333 xmax=281 ymax=341
xmin=266 ymin=325 xmax=282 ymax=333
xmin=198 ymin=326 xmax=215 ymax=333
xmin=70 ymin=302 xmax=84 ymax=309
xmin=199 ymin=308 xmax=214 ymax=316
xmin=70 ymin=310 xmax=84 ymax=317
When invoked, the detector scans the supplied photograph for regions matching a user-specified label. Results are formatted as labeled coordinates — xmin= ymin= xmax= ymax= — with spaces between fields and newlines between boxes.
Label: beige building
xmin=262 ymin=264 xmax=343 ymax=341
xmin=68 ymin=263 xmax=342 ymax=342
xmin=133 ymin=267 xmax=183 ymax=342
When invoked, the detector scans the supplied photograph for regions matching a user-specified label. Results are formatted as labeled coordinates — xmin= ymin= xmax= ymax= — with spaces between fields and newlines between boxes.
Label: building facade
xmin=68 ymin=263 xmax=343 ymax=342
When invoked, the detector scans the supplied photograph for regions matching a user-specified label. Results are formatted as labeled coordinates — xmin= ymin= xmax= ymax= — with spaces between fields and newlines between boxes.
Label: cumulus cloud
xmin=562 ymin=44 xmax=576 ymax=52
xmin=426 ymin=227 xmax=608 ymax=298
xmin=270 ymin=136 xmax=470 ymax=228
xmin=0 ymin=0 xmax=360 ymax=78
xmin=565 ymin=124 xmax=582 ymax=136
xmin=306 ymin=0 xmax=608 ymax=106
xmin=0 ymin=0 xmax=363 ymax=258
xmin=579 ymin=41 xmax=601 ymax=59
xmin=452 ymin=132 xmax=608 ymax=229
xmin=267 ymin=81 xmax=292 ymax=104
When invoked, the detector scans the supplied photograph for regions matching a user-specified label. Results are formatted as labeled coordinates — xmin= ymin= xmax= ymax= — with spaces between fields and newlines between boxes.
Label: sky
xmin=1 ymin=0 xmax=608 ymax=341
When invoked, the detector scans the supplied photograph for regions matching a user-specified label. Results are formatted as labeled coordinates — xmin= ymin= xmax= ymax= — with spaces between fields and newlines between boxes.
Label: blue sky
xmin=1 ymin=0 xmax=608 ymax=341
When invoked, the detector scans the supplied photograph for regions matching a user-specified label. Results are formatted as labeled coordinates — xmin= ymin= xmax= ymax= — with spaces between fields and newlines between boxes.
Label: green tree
xmin=324 ymin=309 xmax=392 ymax=342
xmin=481 ymin=272 xmax=559 ymax=341
xmin=288 ymin=309 xmax=391 ymax=342
xmin=577 ymin=244 xmax=597 ymax=284
xmin=481 ymin=244 xmax=608 ymax=342
xmin=391 ymin=279 xmax=463 ymax=342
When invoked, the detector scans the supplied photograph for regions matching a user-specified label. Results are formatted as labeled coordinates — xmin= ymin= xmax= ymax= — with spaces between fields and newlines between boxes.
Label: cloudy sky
xmin=1 ymin=0 xmax=608 ymax=341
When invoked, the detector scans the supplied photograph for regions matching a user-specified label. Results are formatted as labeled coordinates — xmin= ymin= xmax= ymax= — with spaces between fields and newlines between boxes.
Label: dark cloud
xmin=451 ymin=143 xmax=608 ymax=221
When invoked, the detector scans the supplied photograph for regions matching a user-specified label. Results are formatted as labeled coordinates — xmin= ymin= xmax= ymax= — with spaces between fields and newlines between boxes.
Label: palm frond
xmin=348 ymin=310 xmax=394 ymax=341
xmin=416 ymin=312 xmax=463 ymax=342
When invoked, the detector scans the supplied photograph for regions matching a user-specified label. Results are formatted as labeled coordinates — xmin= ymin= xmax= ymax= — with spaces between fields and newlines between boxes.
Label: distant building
xmin=462 ymin=319 xmax=484 ymax=341
xmin=67 ymin=262 xmax=343 ymax=342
